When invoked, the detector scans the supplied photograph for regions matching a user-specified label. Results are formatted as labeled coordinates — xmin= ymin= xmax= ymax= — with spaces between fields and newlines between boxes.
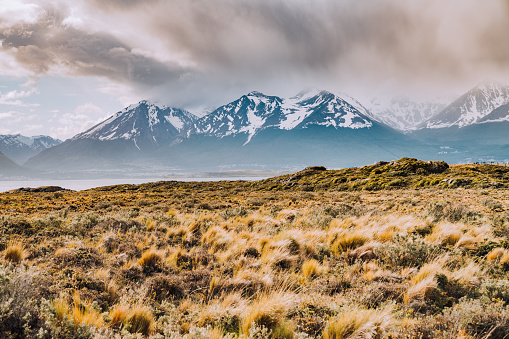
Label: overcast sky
xmin=2 ymin=0 xmax=509 ymax=139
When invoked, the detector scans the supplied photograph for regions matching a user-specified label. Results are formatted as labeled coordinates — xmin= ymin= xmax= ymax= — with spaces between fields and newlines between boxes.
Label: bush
xmin=404 ymin=298 xmax=509 ymax=338
xmin=0 ymin=267 xmax=50 ymax=338
xmin=479 ymin=279 xmax=509 ymax=304
xmin=375 ymin=234 xmax=441 ymax=268
xmin=427 ymin=202 xmax=476 ymax=223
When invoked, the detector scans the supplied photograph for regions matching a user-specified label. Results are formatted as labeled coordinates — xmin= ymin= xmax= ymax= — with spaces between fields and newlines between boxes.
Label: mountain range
xmin=4 ymin=81 xmax=509 ymax=178
xmin=0 ymin=134 xmax=61 ymax=164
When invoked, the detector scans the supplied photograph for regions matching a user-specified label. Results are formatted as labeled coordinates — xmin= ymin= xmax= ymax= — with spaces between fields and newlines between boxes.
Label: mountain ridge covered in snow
xmin=73 ymin=89 xmax=377 ymax=147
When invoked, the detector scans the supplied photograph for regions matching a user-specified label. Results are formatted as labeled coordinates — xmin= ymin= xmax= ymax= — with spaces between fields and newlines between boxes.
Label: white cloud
xmin=0 ymin=79 xmax=39 ymax=106
xmin=0 ymin=0 xmax=40 ymax=26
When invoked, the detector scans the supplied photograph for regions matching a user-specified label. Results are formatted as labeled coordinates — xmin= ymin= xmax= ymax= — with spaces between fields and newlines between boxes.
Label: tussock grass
xmin=138 ymin=247 xmax=165 ymax=268
xmin=2 ymin=160 xmax=509 ymax=337
xmin=54 ymin=292 xmax=104 ymax=328
xmin=487 ymin=247 xmax=506 ymax=261
xmin=302 ymin=259 xmax=324 ymax=279
xmin=124 ymin=304 xmax=153 ymax=336
xmin=241 ymin=290 xmax=298 ymax=336
xmin=3 ymin=241 xmax=25 ymax=263
xmin=323 ymin=307 xmax=394 ymax=339
xmin=328 ymin=230 xmax=368 ymax=254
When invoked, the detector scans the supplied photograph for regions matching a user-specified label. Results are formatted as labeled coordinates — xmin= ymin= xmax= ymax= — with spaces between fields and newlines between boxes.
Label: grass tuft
xmin=323 ymin=307 xmax=394 ymax=339
xmin=3 ymin=241 xmax=25 ymax=263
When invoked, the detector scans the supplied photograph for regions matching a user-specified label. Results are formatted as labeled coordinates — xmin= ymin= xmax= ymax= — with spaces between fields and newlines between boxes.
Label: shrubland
xmin=1 ymin=158 xmax=509 ymax=338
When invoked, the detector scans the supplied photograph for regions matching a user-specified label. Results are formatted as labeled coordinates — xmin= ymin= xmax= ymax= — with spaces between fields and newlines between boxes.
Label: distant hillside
xmin=0 ymin=134 xmax=61 ymax=164
xmin=0 ymin=151 xmax=26 ymax=178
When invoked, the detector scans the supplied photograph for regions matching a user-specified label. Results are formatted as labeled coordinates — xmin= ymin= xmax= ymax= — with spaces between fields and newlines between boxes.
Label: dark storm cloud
xmin=138 ymin=0 xmax=509 ymax=89
xmin=4 ymin=0 xmax=509 ymax=108
xmin=127 ymin=0 xmax=459 ymax=103
xmin=0 ymin=8 xmax=187 ymax=87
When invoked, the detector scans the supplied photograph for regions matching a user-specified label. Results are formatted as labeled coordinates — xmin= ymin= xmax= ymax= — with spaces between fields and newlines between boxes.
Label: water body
xmin=0 ymin=177 xmax=265 ymax=192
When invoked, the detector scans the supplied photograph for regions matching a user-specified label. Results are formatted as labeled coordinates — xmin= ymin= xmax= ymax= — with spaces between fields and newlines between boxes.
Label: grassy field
xmin=2 ymin=158 xmax=509 ymax=338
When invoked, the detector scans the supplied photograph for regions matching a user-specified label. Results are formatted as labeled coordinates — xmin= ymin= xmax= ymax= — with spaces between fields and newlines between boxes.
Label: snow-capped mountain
xmin=420 ymin=82 xmax=509 ymax=129
xmin=73 ymin=100 xmax=197 ymax=150
xmin=363 ymin=96 xmax=446 ymax=130
xmin=192 ymin=91 xmax=283 ymax=142
xmin=0 ymin=134 xmax=62 ymax=164
xmin=21 ymin=83 xmax=509 ymax=175
xmin=25 ymin=89 xmax=401 ymax=172
xmin=280 ymin=89 xmax=373 ymax=130
xmin=193 ymin=89 xmax=374 ymax=143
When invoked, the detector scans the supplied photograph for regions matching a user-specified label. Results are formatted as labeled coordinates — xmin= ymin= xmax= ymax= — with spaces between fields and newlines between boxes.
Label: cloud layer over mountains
xmin=2 ymin=0 xmax=509 ymax=109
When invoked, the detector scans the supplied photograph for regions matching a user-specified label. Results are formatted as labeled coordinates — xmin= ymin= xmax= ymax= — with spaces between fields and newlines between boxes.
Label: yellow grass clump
xmin=487 ymin=247 xmax=506 ymax=261
xmin=241 ymin=291 xmax=297 ymax=336
xmin=501 ymin=251 xmax=509 ymax=267
xmin=323 ymin=307 xmax=394 ymax=339
xmin=138 ymin=247 xmax=164 ymax=268
xmin=302 ymin=259 xmax=325 ymax=279
xmin=54 ymin=292 xmax=104 ymax=328
xmin=425 ymin=222 xmax=463 ymax=247
xmin=328 ymin=229 xmax=368 ymax=254
xmin=3 ymin=241 xmax=26 ymax=263
xmin=109 ymin=304 xmax=153 ymax=335
xmin=109 ymin=304 xmax=130 ymax=328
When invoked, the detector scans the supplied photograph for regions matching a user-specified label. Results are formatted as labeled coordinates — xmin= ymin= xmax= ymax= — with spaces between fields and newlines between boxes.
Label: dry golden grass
xmin=501 ymin=252 xmax=509 ymax=267
xmin=2 ymin=164 xmax=509 ymax=338
xmin=425 ymin=222 xmax=463 ymax=246
xmin=3 ymin=241 xmax=25 ymax=263
xmin=138 ymin=247 xmax=165 ymax=268
xmin=302 ymin=259 xmax=324 ymax=279
xmin=124 ymin=305 xmax=153 ymax=336
xmin=323 ymin=307 xmax=394 ymax=339
xmin=487 ymin=247 xmax=506 ymax=261
xmin=328 ymin=230 xmax=368 ymax=254
xmin=54 ymin=292 xmax=104 ymax=328
xmin=241 ymin=290 xmax=297 ymax=336
xmin=404 ymin=276 xmax=438 ymax=304
xmin=109 ymin=304 xmax=130 ymax=328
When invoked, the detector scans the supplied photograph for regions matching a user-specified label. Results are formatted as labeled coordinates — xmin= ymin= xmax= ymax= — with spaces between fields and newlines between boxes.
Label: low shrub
xmin=375 ymin=234 xmax=440 ymax=269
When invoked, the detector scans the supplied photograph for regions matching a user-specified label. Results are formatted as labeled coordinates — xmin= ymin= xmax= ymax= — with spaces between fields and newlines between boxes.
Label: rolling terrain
xmin=1 ymin=159 xmax=509 ymax=338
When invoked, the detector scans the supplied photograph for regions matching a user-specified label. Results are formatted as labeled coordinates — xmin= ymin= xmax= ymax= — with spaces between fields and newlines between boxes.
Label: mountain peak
xmin=246 ymin=91 xmax=266 ymax=97
xmin=421 ymin=81 xmax=509 ymax=129
xmin=73 ymin=102 xmax=196 ymax=149
xmin=476 ymin=80 xmax=506 ymax=92
xmin=292 ymin=88 xmax=330 ymax=101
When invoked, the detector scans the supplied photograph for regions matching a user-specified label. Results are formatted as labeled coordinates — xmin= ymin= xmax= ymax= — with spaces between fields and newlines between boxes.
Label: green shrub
xmin=375 ymin=234 xmax=441 ymax=268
